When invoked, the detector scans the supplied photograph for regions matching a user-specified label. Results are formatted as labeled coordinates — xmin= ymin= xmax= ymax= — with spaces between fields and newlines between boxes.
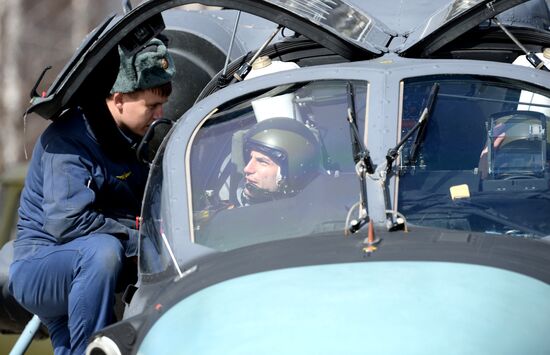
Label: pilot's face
xmin=243 ymin=150 xmax=280 ymax=197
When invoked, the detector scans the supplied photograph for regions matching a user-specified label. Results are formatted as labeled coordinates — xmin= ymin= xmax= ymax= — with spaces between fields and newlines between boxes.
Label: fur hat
xmin=110 ymin=38 xmax=175 ymax=94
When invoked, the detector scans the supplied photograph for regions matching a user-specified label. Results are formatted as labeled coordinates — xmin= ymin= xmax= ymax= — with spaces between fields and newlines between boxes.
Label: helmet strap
xmin=242 ymin=182 xmax=281 ymax=204
xmin=275 ymin=166 xmax=283 ymax=184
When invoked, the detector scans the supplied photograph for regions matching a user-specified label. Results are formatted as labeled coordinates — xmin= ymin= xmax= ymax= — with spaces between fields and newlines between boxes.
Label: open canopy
xmin=26 ymin=0 xmax=530 ymax=120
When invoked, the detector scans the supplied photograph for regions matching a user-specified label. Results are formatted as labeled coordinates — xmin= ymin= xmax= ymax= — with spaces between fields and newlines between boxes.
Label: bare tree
xmin=1 ymin=0 xmax=23 ymax=170
xmin=71 ymin=0 xmax=91 ymax=48
xmin=0 ymin=0 xmax=120 ymax=174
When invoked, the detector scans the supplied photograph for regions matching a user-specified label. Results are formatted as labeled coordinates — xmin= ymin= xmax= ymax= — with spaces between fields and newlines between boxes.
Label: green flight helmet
xmin=243 ymin=117 xmax=323 ymax=194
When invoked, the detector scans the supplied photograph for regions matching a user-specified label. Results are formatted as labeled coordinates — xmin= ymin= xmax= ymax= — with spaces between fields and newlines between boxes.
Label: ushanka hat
xmin=110 ymin=38 xmax=175 ymax=94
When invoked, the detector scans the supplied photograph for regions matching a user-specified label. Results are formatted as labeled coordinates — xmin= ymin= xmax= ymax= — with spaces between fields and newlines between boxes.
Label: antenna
xmin=222 ymin=11 xmax=241 ymax=77
xmin=217 ymin=11 xmax=242 ymax=89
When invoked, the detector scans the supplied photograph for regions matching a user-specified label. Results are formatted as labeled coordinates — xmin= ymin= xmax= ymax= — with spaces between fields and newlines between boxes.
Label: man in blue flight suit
xmin=8 ymin=38 xmax=175 ymax=355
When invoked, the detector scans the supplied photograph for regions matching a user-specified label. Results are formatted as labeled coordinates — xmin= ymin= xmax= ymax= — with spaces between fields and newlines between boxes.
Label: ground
xmin=0 ymin=334 xmax=53 ymax=354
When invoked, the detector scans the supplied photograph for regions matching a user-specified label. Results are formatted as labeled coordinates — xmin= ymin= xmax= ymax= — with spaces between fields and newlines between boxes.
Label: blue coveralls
xmin=9 ymin=107 xmax=148 ymax=355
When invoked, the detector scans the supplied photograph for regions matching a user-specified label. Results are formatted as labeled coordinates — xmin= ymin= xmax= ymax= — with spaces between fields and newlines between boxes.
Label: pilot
xmin=9 ymin=38 xmax=175 ymax=355
xmin=236 ymin=117 xmax=324 ymax=206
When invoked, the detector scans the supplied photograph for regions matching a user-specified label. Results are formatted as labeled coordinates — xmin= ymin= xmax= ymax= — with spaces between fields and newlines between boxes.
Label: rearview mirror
xmin=136 ymin=118 xmax=174 ymax=164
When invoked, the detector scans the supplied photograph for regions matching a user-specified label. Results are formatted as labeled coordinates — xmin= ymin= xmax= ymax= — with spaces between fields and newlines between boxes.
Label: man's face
xmin=243 ymin=150 xmax=280 ymax=197
xmin=112 ymin=89 xmax=169 ymax=136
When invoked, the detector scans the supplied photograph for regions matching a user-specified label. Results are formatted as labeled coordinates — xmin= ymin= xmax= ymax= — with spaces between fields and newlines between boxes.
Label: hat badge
xmin=160 ymin=57 xmax=169 ymax=70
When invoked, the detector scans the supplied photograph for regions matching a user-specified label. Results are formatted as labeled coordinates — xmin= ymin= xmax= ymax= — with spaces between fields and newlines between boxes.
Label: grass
xmin=0 ymin=334 xmax=53 ymax=354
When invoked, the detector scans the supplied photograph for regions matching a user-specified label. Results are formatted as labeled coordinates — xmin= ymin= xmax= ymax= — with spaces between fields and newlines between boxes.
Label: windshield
xmin=189 ymin=80 xmax=367 ymax=251
xmin=398 ymin=74 xmax=550 ymax=238
xmin=139 ymin=132 xmax=175 ymax=275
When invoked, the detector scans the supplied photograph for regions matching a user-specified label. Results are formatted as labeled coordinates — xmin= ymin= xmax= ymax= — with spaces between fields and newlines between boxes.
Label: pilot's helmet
xmin=243 ymin=117 xmax=323 ymax=194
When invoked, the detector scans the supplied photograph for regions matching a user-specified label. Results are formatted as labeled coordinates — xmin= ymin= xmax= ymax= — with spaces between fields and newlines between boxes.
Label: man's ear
xmin=112 ymin=92 xmax=124 ymax=112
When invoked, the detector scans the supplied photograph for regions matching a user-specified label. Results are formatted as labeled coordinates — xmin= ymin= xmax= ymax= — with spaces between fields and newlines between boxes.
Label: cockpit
xmin=138 ymin=68 xmax=550 ymax=276
xmin=189 ymin=80 xmax=367 ymax=250
xmin=398 ymin=75 xmax=550 ymax=238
